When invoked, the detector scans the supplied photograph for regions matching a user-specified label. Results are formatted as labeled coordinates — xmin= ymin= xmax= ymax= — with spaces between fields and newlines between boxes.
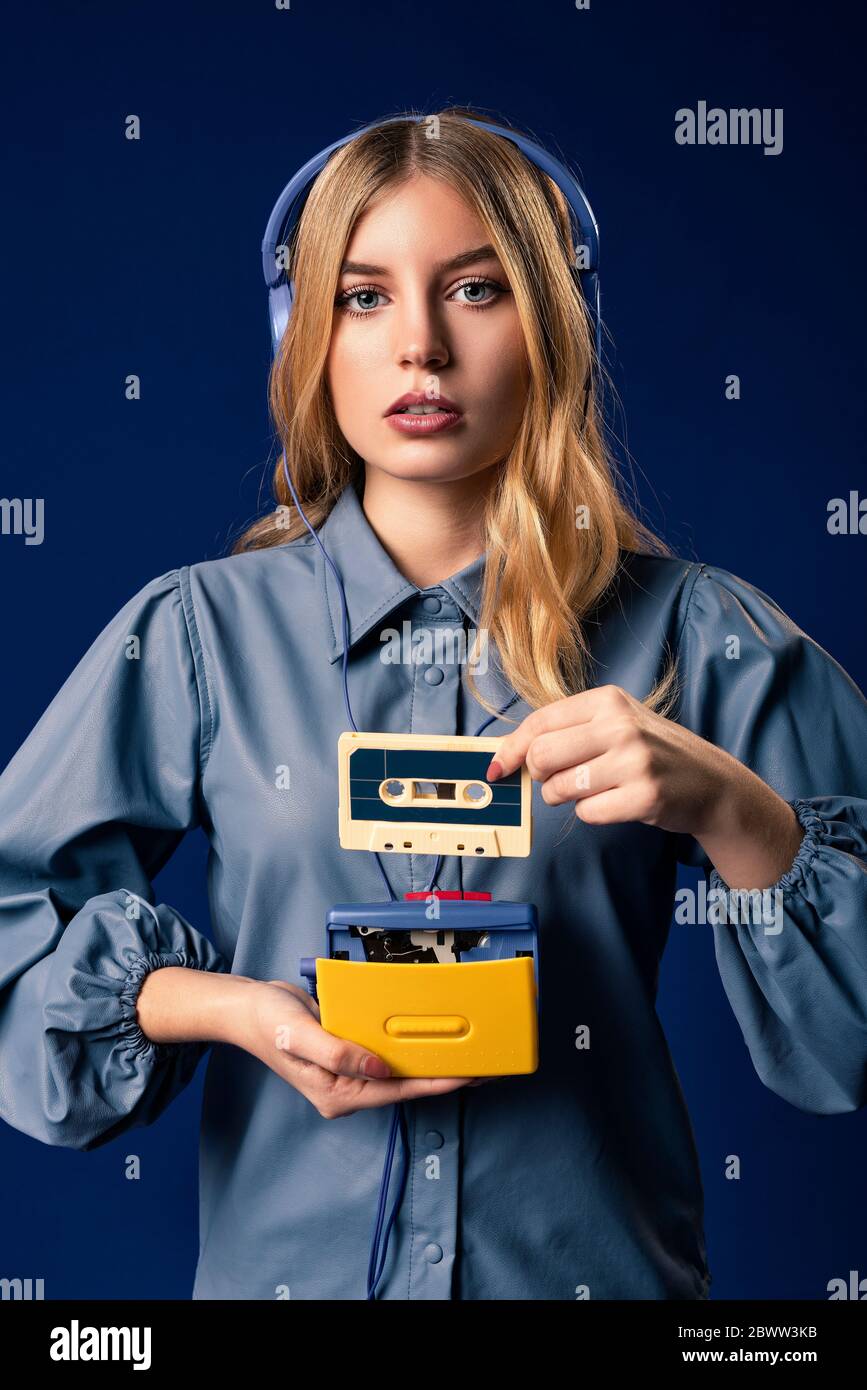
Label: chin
xmin=369 ymin=454 xmax=488 ymax=483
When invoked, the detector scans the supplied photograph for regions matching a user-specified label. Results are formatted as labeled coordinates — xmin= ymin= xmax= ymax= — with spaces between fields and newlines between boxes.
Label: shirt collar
xmin=314 ymin=477 xmax=486 ymax=664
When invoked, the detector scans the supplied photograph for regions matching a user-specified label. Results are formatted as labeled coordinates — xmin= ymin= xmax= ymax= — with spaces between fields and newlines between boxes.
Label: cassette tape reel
xmin=337 ymin=731 xmax=532 ymax=858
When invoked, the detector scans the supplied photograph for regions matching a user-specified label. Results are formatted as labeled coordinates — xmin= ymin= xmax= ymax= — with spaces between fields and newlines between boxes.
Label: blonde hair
xmin=232 ymin=105 xmax=679 ymax=723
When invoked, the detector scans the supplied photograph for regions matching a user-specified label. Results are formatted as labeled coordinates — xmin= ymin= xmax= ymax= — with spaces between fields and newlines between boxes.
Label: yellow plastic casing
xmin=316 ymin=956 xmax=538 ymax=1077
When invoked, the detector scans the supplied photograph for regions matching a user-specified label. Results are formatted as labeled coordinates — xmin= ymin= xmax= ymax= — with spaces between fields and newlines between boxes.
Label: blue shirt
xmin=1 ymin=475 xmax=866 ymax=1300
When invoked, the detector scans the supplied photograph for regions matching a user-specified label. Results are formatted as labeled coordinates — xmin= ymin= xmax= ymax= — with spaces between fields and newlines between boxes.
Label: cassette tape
xmin=337 ymin=731 xmax=531 ymax=858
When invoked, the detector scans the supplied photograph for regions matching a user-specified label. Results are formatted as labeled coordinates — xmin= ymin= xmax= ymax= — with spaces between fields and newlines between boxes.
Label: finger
xmin=275 ymin=1057 xmax=475 ymax=1114
xmin=541 ymin=749 xmax=621 ymax=806
xmin=275 ymin=1015 xmax=393 ymax=1080
xmin=526 ymin=723 xmax=612 ymax=784
xmin=488 ymin=688 xmax=616 ymax=781
xmin=573 ymin=785 xmax=649 ymax=825
xmin=335 ymin=1075 xmax=477 ymax=1109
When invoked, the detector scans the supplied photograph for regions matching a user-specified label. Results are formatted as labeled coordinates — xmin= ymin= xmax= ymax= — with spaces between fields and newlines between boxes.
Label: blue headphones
xmin=260 ymin=114 xmax=601 ymax=360
xmin=259 ymin=115 xmax=598 ymax=1300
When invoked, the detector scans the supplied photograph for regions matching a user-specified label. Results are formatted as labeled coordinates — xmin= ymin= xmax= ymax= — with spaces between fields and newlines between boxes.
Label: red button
xmin=403 ymin=890 xmax=492 ymax=901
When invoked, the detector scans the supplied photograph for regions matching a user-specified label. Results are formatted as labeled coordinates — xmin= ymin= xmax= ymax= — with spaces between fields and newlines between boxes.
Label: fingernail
xmin=486 ymin=760 xmax=503 ymax=782
xmin=363 ymin=1056 xmax=392 ymax=1079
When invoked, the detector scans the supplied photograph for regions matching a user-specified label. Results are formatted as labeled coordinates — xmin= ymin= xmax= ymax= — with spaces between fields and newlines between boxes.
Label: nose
xmin=392 ymin=284 xmax=450 ymax=373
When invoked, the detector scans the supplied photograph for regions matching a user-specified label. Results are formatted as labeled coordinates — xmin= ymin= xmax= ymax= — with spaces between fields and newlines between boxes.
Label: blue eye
xmin=334 ymin=276 xmax=509 ymax=318
xmin=336 ymin=286 xmax=385 ymax=317
xmin=453 ymin=278 xmax=500 ymax=306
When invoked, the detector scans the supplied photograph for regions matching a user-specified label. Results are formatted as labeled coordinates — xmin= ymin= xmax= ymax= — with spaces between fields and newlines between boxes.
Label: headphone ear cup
xmin=268 ymin=282 xmax=294 ymax=353
xmin=567 ymin=263 xmax=596 ymax=430
xmin=570 ymin=265 xmax=596 ymax=352
xmin=569 ymin=264 xmax=602 ymax=363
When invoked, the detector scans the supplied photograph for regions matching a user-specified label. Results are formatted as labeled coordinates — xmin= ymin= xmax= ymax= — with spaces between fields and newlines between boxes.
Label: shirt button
xmin=424 ymin=667 xmax=444 ymax=685
xmin=422 ymin=595 xmax=442 ymax=614
xmin=424 ymin=1130 xmax=444 ymax=1149
xmin=424 ymin=1243 xmax=444 ymax=1264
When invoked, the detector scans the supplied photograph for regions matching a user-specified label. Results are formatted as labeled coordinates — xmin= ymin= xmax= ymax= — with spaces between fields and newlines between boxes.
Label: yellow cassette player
xmin=299 ymin=891 xmax=539 ymax=1077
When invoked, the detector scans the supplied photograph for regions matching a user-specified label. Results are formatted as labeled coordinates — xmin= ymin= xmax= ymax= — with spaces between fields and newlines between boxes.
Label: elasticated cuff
xmin=118 ymin=950 xmax=219 ymax=1062
xmin=707 ymin=796 xmax=825 ymax=897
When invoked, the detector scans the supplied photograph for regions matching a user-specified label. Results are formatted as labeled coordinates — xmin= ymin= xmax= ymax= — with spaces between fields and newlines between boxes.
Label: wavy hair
xmin=231 ymin=105 xmax=679 ymax=723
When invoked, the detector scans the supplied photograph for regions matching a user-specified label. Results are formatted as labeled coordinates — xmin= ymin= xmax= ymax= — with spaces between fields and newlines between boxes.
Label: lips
xmin=385 ymin=390 xmax=462 ymax=417
xmin=384 ymin=390 xmax=464 ymax=437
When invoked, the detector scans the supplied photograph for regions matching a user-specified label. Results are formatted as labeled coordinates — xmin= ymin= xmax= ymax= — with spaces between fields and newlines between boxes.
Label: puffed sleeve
xmin=673 ymin=563 xmax=867 ymax=1115
xmin=0 ymin=568 xmax=230 ymax=1150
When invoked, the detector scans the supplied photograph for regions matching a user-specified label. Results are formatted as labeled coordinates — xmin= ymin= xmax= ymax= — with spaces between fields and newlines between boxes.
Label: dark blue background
xmin=2 ymin=0 xmax=864 ymax=1300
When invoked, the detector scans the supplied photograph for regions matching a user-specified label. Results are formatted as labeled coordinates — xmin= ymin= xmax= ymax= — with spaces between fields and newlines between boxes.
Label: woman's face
xmin=325 ymin=173 xmax=530 ymax=485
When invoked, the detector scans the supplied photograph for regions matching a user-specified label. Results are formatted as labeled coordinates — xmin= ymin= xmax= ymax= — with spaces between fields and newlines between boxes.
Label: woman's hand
xmin=241 ymin=979 xmax=477 ymax=1119
xmin=487 ymin=684 xmax=804 ymax=890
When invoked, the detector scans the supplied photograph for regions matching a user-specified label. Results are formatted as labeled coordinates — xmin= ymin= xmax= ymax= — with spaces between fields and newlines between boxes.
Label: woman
xmin=0 ymin=107 xmax=865 ymax=1301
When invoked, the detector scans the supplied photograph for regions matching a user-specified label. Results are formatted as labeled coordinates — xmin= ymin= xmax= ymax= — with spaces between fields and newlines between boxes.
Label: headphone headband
xmin=261 ymin=114 xmax=601 ymax=357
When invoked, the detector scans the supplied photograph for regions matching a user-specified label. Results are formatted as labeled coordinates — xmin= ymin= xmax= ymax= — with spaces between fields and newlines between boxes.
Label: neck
xmin=358 ymin=465 xmax=495 ymax=589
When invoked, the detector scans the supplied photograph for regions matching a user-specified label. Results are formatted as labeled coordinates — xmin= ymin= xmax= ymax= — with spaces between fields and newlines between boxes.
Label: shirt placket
xmin=387 ymin=589 xmax=465 ymax=1299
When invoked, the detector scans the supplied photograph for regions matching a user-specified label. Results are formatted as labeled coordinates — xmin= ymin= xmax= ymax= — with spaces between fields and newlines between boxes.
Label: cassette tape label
xmin=348 ymin=746 xmax=521 ymax=826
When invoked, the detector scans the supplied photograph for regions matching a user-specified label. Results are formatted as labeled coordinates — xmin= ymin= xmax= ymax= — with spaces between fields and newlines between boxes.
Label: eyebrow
xmin=339 ymin=243 xmax=502 ymax=277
